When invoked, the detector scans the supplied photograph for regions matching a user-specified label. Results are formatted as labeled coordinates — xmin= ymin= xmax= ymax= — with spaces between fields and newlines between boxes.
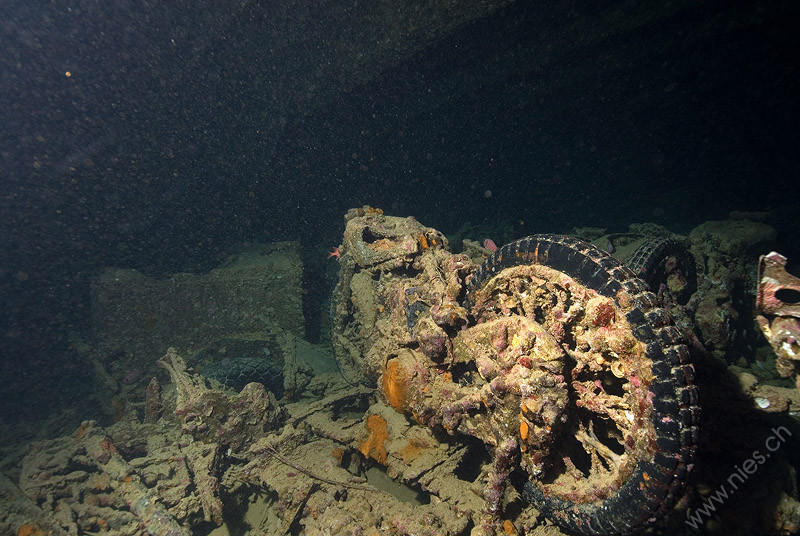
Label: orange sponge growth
xmin=17 ymin=525 xmax=43 ymax=536
xmin=359 ymin=414 xmax=389 ymax=465
xmin=519 ymin=419 xmax=529 ymax=441
xmin=382 ymin=358 xmax=410 ymax=412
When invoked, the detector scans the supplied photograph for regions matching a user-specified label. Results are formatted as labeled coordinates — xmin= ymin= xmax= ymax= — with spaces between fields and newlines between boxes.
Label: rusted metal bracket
xmin=757 ymin=251 xmax=800 ymax=317
xmin=756 ymin=252 xmax=800 ymax=381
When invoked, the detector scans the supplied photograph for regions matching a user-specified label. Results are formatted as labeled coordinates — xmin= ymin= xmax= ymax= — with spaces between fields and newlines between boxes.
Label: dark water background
xmin=1 ymin=0 xmax=799 ymax=420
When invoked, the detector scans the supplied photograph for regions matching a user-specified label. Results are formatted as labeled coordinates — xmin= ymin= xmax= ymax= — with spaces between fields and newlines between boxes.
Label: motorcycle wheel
xmin=466 ymin=234 xmax=699 ymax=535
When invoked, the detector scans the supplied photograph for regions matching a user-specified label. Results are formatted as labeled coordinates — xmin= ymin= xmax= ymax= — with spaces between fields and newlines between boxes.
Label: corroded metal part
xmin=757 ymin=251 xmax=800 ymax=317
xmin=758 ymin=315 xmax=800 ymax=365
xmin=756 ymin=251 xmax=800 ymax=387
xmin=330 ymin=206 xmax=458 ymax=386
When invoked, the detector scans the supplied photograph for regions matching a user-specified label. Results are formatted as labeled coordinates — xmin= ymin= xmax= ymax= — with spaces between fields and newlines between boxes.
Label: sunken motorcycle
xmin=330 ymin=207 xmax=699 ymax=535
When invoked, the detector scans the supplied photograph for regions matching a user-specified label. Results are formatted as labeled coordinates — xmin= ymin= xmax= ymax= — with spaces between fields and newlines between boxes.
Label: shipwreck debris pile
xmin=2 ymin=208 xmax=799 ymax=536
